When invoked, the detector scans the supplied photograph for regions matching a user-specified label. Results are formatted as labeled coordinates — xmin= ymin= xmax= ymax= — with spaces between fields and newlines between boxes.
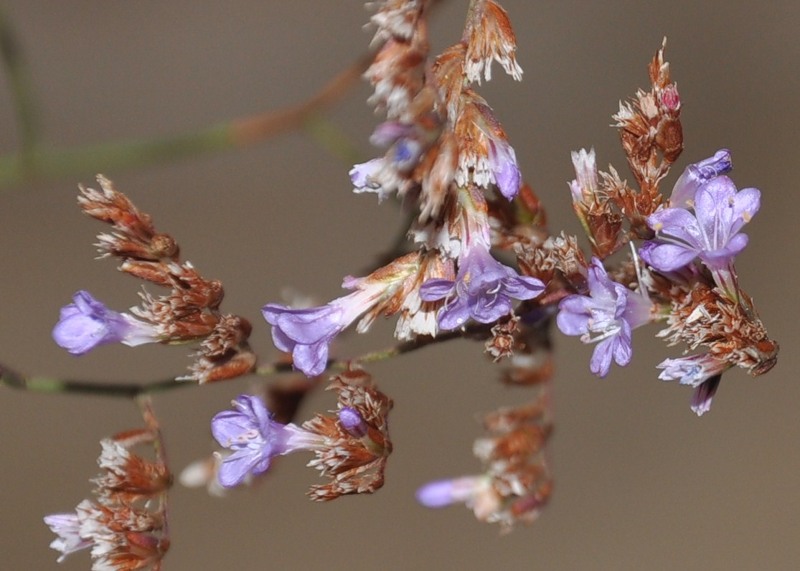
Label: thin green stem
xmin=1 ymin=326 xmax=478 ymax=399
xmin=0 ymin=125 xmax=233 ymax=187
xmin=0 ymin=51 xmax=373 ymax=189
xmin=0 ymin=7 xmax=41 ymax=162
xmin=0 ymin=364 xmax=194 ymax=398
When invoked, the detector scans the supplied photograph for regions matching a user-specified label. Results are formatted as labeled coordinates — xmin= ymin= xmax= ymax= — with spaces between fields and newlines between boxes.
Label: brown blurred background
xmin=1 ymin=1 xmax=798 ymax=570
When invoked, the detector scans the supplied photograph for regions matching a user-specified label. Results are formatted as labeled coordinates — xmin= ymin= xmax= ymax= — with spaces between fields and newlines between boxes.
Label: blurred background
xmin=1 ymin=1 xmax=798 ymax=570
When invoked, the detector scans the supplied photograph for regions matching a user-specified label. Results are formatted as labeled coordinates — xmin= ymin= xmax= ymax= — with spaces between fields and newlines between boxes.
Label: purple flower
xmin=43 ymin=512 xmax=91 ymax=562
xmin=488 ymin=137 xmax=521 ymax=200
xmin=416 ymin=475 xmax=504 ymax=521
xmin=419 ymin=246 xmax=544 ymax=330
xmin=668 ymin=149 xmax=732 ymax=208
xmin=52 ymin=290 xmax=158 ymax=355
xmin=641 ymin=174 xmax=760 ymax=273
xmin=263 ymin=285 xmax=382 ymax=377
xmin=457 ymin=99 xmax=522 ymax=200
xmin=350 ymin=158 xmax=384 ymax=190
xmin=349 ymin=121 xmax=424 ymax=200
xmin=211 ymin=394 xmax=322 ymax=487
xmin=690 ymin=375 xmax=722 ymax=417
xmin=338 ymin=406 xmax=367 ymax=438
xmin=262 ymin=303 xmax=341 ymax=377
xmin=416 ymin=476 xmax=490 ymax=509
xmin=557 ymin=258 xmax=652 ymax=378
xmin=657 ymin=353 xmax=728 ymax=416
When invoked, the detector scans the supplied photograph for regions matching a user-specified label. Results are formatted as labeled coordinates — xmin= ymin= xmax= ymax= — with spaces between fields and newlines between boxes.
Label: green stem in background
xmin=0 ymin=51 xmax=372 ymax=188
xmin=0 ymin=2 xmax=461 ymax=188
xmin=0 ymin=6 xmax=41 ymax=164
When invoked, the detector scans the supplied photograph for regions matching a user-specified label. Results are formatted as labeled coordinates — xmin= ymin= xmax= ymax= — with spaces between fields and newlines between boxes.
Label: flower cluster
xmin=417 ymin=398 xmax=553 ymax=529
xmin=519 ymin=41 xmax=777 ymax=416
xmin=266 ymin=0 xmax=543 ymax=380
xmin=38 ymin=0 xmax=780 ymax=553
xmin=205 ymin=368 xmax=393 ymax=501
xmin=53 ymin=176 xmax=256 ymax=383
xmin=44 ymin=417 xmax=171 ymax=569
xmin=637 ymin=150 xmax=775 ymax=414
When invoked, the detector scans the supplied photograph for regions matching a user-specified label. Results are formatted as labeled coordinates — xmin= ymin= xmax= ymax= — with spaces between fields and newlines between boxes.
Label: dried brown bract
xmin=304 ymin=367 xmax=393 ymax=501
xmin=78 ymin=175 xmax=255 ymax=383
xmin=658 ymin=282 xmax=779 ymax=377
xmin=613 ymin=39 xmax=682 ymax=216
xmin=475 ymin=398 xmax=554 ymax=529
xmin=44 ymin=401 xmax=171 ymax=569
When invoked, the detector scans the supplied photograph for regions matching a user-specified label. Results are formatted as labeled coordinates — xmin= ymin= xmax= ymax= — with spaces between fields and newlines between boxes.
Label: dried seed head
xmin=463 ymin=0 xmax=522 ymax=83
xmin=368 ymin=0 xmax=427 ymax=44
xmin=93 ymin=438 xmax=171 ymax=502
xmin=304 ymin=368 xmax=393 ymax=501
xmin=613 ymin=42 xmax=683 ymax=198
xmin=658 ymin=282 xmax=779 ymax=376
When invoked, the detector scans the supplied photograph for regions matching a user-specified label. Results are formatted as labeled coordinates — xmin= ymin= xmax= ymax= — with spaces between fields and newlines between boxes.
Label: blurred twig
xmin=0 ymin=7 xmax=41 ymax=165
xmin=0 ymin=50 xmax=370 ymax=188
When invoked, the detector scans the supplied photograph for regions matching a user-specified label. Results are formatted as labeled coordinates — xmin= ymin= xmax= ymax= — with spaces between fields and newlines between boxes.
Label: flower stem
xmin=1 ymin=327 xmax=477 ymax=399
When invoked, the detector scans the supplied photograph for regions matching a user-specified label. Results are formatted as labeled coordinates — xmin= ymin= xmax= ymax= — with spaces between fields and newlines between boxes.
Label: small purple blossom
xmin=349 ymin=158 xmax=384 ymax=191
xmin=263 ymin=285 xmax=382 ymax=377
xmin=690 ymin=375 xmax=722 ymax=417
xmin=657 ymin=353 xmax=728 ymax=416
xmin=556 ymin=258 xmax=652 ymax=378
xmin=415 ymin=476 xmax=489 ymax=509
xmin=459 ymin=100 xmax=522 ymax=200
xmin=641 ymin=172 xmax=760 ymax=274
xmin=419 ymin=246 xmax=544 ymax=330
xmin=262 ymin=302 xmax=341 ymax=377
xmin=668 ymin=149 xmax=732 ymax=208
xmin=487 ymin=137 xmax=521 ymax=200
xmin=43 ymin=512 xmax=91 ymax=562
xmin=338 ymin=406 xmax=367 ymax=438
xmin=211 ymin=394 xmax=322 ymax=487
xmin=349 ymin=121 xmax=424 ymax=200
xmin=52 ymin=290 xmax=158 ymax=355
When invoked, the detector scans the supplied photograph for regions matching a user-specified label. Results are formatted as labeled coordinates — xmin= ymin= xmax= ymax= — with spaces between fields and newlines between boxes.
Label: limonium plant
xmin=0 ymin=1 xmax=778 ymax=569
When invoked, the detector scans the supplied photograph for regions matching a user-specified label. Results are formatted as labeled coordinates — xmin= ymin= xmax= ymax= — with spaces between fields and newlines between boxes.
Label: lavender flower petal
xmin=555 ymin=296 xmax=593 ymax=335
xmin=643 ymin=172 xmax=760 ymax=274
xmin=691 ymin=375 xmax=721 ymax=416
xmin=638 ymin=240 xmax=701 ymax=273
xmin=557 ymin=258 xmax=650 ymax=378
xmin=52 ymin=291 xmax=157 ymax=355
xmin=416 ymin=476 xmax=484 ymax=508
xmin=263 ymin=303 xmax=344 ymax=376
xmin=211 ymin=394 xmax=319 ymax=488
xmin=419 ymin=279 xmax=457 ymax=301
xmin=420 ymin=246 xmax=544 ymax=330
xmin=349 ymin=159 xmax=383 ymax=190
xmin=339 ymin=406 xmax=367 ymax=438
xmin=43 ymin=512 xmax=91 ymax=562
xmin=657 ymin=354 xmax=729 ymax=416
xmin=489 ymin=139 xmax=521 ymax=200
xmin=669 ymin=149 xmax=732 ymax=208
